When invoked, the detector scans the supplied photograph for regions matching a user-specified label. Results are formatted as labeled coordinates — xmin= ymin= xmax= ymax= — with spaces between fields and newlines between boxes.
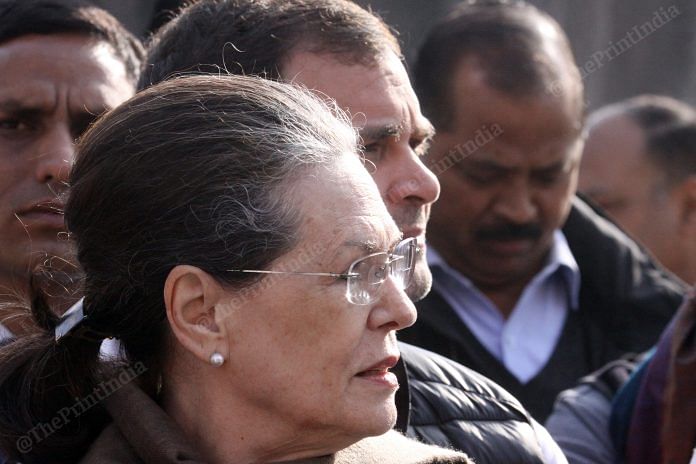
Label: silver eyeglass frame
xmin=227 ymin=237 xmax=417 ymax=305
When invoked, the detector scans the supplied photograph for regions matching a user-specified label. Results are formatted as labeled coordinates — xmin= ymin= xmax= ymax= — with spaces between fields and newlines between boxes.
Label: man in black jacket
xmin=400 ymin=0 xmax=685 ymax=421
xmin=138 ymin=1 xmax=563 ymax=462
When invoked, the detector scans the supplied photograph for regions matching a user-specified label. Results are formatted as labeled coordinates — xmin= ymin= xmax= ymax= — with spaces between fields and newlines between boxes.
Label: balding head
xmin=581 ymin=95 xmax=696 ymax=283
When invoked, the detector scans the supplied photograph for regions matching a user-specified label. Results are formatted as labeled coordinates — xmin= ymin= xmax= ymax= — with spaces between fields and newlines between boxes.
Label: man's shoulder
xmin=564 ymin=196 xmax=686 ymax=298
xmin=399 ymin=341 xmax=528 ymax=412
xmin=564 ymin=196 xmax=683 ymax=348
xmin=398 ymin=342 xmax=547 ymax=464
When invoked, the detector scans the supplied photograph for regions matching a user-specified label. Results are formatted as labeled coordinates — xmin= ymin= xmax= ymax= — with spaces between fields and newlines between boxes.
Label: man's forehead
xmin=462 ymin=133 xmax=582 ymax=167
xmin=0 ymin=85 xmax=53 ymax=109
xmin=283 ymin=49 xmax=424 ymax=121
xmin=0 ymin=35 xmax=134 ymax=113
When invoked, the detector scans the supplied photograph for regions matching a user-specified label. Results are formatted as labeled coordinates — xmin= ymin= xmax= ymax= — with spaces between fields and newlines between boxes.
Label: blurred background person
xmin=400 ymin=0 xmax=685 ymax=421
xmin=580 ymin=95 xmax=696 ymax=285
xmin=0 ymin=0 xmax=143 ymax=336
xmin=0 ymin=75 xmax=472 ymax=464
xmin=546 ymin=288 xmax=696 ymax=464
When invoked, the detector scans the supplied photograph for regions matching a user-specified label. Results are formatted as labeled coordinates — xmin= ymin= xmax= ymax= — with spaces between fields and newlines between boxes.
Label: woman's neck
xmin=161 ymin=368 xmax=355 ymax=463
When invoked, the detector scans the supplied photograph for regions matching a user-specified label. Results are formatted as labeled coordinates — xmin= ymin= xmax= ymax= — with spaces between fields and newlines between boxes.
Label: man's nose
xmin=384 ymin=150 xmax=440 ymax=206
xmin=34 ymin=124 xmax=73 ymax=184
xmin=492 ymin=181 xmax=538 ymax=224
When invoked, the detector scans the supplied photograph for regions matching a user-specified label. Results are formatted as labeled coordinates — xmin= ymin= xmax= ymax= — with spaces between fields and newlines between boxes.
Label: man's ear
xmin=164 ymin=265 xmax=229 ymax=365
xmin=676 ymin=176 xmax=696 ymax=231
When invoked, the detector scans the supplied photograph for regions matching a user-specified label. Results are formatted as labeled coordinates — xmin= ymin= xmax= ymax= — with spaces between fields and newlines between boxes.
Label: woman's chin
xmin=348 ymin=398 xmax=398 ymax=438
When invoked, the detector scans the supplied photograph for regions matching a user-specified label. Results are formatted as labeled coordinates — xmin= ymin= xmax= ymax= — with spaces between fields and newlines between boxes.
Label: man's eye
xmin=461 ymin=170 xmax=497 ymax=185
xmin=411 ymin=138 xmax=431 ymax=157
xmin=361 ymin=142 xmax=384 ymax=164
xmin=533 ymin=170 xmax=564 ymax=186
xmin=466 ymin=175 xmax=491 ymax=185
xmin=596 ymin=198 xmax=628 ymax=214
xmin=362 ymin=142 xmax=379 ymax=154
xmin=0 ymin=118 xmax=29 ymax=131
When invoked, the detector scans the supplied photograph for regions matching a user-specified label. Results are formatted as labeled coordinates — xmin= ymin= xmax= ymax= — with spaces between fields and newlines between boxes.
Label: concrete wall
xmin=81 ymin=0 xmax=696 ymax=110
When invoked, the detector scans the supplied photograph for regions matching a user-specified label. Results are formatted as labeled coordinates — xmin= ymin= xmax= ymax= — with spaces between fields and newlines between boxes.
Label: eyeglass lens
xmin=346 ymin=238 xmax=416 ymax=305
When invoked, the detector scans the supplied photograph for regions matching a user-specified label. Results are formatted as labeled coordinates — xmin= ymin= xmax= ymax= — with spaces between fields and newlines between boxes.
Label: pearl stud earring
xmin=210 ymin=352 xmax=224 ymax=367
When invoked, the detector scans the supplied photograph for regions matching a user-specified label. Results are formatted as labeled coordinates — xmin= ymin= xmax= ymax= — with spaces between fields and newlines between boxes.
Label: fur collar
xmin=81 ymin=383 xmax=472 ymax=464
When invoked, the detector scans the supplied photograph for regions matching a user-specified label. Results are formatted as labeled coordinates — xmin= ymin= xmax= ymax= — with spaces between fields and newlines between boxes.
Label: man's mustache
xmin=391 ymin=206 xmax=429 ymax=230
xmin=475 ymin=222 xmax=543 ymax=241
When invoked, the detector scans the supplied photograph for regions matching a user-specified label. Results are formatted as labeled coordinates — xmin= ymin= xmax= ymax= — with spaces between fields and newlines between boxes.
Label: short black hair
xmin=647 ymin=123 xmax=696 ymax=185
xmin=414 ymin=0 xmax=582 ymax=131
xmin=597 ymin=95 xmax=696 ymax=186
xmin=140 ymin=0 xmax=400 ymax=90
xmin=0 ymin=0 xmax=144 ymax=86
xmin=618 ymin=95 xmax=696 ymax=132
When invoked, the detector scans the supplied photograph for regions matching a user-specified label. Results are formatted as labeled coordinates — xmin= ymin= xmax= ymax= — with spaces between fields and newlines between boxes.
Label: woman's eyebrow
xmin=341 ymin=238 xmax=380 ymax=254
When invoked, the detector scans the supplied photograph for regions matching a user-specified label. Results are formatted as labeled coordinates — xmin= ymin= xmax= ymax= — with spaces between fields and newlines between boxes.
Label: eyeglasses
xmin=227 ymin=237 xmax=417 ymax=305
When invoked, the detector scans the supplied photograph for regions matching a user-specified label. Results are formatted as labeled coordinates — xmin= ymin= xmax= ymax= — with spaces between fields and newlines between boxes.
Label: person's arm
xmin=545 ymin=384 xmax=617 ymax=464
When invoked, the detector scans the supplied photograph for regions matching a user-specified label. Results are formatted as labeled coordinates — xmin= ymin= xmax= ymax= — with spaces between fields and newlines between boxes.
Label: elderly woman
xmin=0 ymin=76 xmax=471 ymax=463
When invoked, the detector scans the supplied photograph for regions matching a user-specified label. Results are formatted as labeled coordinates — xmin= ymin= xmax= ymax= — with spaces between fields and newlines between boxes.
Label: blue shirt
xmin=428 ymin=230 xmax=581 ymax=384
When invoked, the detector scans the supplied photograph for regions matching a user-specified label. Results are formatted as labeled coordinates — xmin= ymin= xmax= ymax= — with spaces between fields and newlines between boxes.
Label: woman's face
xmin=219 ymin=154 xmax=417 ymax=449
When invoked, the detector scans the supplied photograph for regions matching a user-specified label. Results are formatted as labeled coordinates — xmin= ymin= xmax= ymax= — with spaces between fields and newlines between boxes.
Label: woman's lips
xmin=355 ymin=355 xmax=400 ymax=389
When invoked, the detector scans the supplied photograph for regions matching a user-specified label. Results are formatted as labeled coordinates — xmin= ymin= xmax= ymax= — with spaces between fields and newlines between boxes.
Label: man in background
xmin=400 ymin=0 xmax=684 ymax=420
xmin=580 ymin=95 xmax=696 ymax=285
xmin=0 ymin=0 xmax=143 ymax=336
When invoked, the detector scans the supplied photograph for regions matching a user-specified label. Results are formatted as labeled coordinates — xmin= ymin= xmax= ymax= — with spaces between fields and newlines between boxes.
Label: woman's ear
xmin=164 ymin=265 xmax=229 ymax=365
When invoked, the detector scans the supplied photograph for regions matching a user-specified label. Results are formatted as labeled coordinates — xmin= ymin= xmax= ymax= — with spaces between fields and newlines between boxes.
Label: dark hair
xmin=414 ymin=0 xmax=582 ymax=131
xmin=0 ymin=74 xmax=357 ymax=462
xmin=647 ymin=123 xmax=696 ymax=185
xmin=592 ymin=95 xmax=696 ymax=187
xmin=615 ymin=95 xmax=696 ymax=133
xmin=139 ymin=0 xmax=400 ymax=90
xmin=0 ymin=0 xmax=145 ymax=86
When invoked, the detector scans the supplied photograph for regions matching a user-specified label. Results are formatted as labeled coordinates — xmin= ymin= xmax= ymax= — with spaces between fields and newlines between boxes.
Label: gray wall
xmin=353 ymin=0 xmax=696 ymax=110
xmin=87 ymin=0 xmax=696 ymax=110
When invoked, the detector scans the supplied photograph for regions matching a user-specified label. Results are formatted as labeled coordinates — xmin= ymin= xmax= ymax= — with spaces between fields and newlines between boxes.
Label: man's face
xmin=580 ymin=114 xmax=682 ymax=276
xmin=282 ymin=50 xmax=440 ymax=301
xmin=427 ymin=63 xmax=582 ymax=290
xmin=0 ymin=34 xmax=134 ymax=285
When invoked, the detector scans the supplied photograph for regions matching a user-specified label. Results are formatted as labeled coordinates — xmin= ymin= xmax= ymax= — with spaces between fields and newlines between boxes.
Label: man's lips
xmin=355 ymin=355 xmax=400 ymax=388
xmin=400 ymin=226 xmax=425 ymax=240
xmin=478 ymin=236 xmax=537 ymax=256
xmin=474 ymin=223 xmax=543 ymax=255
xmin=15 ymin=199 xmax=65 ymax=229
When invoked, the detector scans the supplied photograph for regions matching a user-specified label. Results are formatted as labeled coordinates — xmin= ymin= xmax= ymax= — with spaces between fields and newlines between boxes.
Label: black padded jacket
xmin=395 ymin=342 xmax=546 ymax=464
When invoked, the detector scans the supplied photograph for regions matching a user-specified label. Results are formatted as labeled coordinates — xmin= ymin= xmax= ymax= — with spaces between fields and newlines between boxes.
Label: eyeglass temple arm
xmin=227 ymin=269 xmax=359 ymax=279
